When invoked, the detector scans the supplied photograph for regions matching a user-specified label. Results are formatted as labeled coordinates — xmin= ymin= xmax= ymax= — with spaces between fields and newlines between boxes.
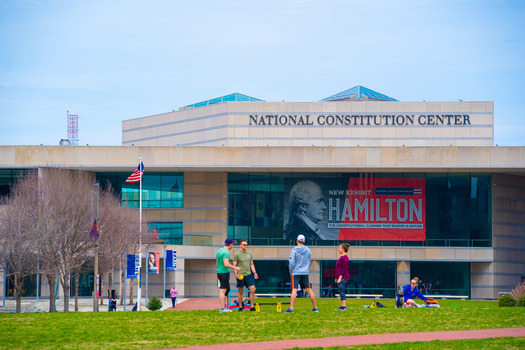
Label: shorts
xmin=291 ymin=275 xmax=311 ymax=290
xmin=217 ymin=273 xmax=230 ymax=290
xmin=236 ymin=273 xmax=255 ymax=288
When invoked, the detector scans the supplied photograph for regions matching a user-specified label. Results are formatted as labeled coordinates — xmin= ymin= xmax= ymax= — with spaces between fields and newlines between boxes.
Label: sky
xmin=0 ymin=0 xmax=524 ymax=146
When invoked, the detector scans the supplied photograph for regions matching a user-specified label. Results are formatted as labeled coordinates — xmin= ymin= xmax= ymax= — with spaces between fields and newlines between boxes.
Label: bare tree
xmin=37 ymin=169 xmax=94 ymax=312
xmin=1 ymin=169 xmax=144 ymax=313
xmin=97 ymin=184 xmax=141 ymax=306
xmin=0 ymin=173 xmax=40 ymax=313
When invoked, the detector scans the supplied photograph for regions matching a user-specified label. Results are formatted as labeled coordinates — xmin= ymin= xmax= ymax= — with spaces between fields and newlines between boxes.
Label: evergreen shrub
xmin=147 ymin=296 xmax=163 ymax=311
xmin=498 ymin=294 xmax=516 ymax=307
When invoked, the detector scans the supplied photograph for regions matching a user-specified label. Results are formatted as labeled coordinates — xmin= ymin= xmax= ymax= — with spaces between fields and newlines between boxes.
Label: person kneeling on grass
xmin=404 ymin=277 xmax=436 ymax=307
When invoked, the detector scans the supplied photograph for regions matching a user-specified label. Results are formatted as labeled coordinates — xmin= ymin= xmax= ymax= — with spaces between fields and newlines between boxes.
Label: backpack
xmin=369 ymin=301 xmax=386 ymax=308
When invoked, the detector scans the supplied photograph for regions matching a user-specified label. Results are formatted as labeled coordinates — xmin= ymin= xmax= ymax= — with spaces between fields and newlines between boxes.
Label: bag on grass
xmin=369 ymin=301 xmax=386 ymax=308
xmin=425 ymin=298 xmax=439 ymax=305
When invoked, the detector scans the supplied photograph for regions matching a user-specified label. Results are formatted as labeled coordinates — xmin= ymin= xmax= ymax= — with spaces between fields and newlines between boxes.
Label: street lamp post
xmin=93 ymin=182 xmax=100 ymax=312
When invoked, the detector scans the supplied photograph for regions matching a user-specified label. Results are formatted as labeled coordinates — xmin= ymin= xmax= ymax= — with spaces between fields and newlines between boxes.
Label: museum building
xmin=1 ymin=86 xmax=524 ymax=301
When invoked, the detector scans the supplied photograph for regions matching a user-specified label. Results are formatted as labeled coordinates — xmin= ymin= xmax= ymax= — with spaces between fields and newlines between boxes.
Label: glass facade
xmin=97 ymin=172 xmax=183 ymax=208
xmin=147 ymin=222 xmax=183 ymax=245
xmin=0 ymin=169 xmax=30 ymax=197
xmin=5 ymin=274 xmax=38 ymax=297
xmin=228 ymin=172 xmax=492 ymax=247
xmin=70 ymin=272 xmax=95 ymax=297
xmin=321 ymin=260 xmax=397 ymax=298
xmin=410 ymin=262 xmax=470 ymax=297
xmin=251 ymin=260 xmax=292 ymax=294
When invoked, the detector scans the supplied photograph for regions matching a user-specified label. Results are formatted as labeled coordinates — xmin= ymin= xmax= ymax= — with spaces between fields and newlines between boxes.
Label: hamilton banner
xmin=283 ymin=175 xmax=426 ymax=241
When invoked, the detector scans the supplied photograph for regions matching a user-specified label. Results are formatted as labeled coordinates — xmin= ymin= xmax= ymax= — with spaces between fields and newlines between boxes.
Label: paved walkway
xmin=168 ymin=327 xmax=525 ymax=350
xmin=165 ymin=298 xmax=218 ymax=311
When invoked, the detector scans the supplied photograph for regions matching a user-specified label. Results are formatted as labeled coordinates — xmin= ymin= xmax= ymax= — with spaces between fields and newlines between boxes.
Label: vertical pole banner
xmin=154 ymin=252 xmax=160 ymax=274
xmin=166 ymin=250 xmax=177 ymax=271
xmin=148 ymin=252 xmax=160 ymax=274
xmin=127 ymin=254 xmax=140 ymax=279
xmin=96 ymin=274 xmax=100 ymax=298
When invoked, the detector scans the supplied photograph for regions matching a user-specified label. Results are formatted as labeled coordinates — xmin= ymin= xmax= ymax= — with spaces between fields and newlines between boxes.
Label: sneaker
xmin=283 ymin=308 xmax=294 ymax=313
xmin=220 ymin=308 xmax=232 ymax=313
xmin=311 ymin=308 xmax=319 ymax=312
xmin=336 ymin=307 xmax=347 ymax=311
xmin=238 ymin=307 xmax=243 ymax=312
xmin=250 ymin=307 xmax=256 ymax=311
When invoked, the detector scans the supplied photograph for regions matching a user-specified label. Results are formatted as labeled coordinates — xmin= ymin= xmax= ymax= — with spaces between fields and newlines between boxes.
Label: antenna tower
xmin=67 ymin=111 xmax=79 ymax=145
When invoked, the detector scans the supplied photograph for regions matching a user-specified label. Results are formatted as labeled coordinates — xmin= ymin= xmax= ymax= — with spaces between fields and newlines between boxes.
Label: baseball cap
xmin=224 ymin=238 xmax=234 ymax=245
xmin=297 ymin=234 xmax=305 ymax=243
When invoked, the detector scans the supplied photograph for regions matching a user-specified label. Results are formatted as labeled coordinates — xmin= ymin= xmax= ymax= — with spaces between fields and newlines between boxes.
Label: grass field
xmin=0 ymin=298 xmax=524 ymax=349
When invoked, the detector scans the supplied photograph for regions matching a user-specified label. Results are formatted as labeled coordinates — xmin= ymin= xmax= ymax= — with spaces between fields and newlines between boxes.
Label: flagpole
xmin=93 ymin=182 xmax=100 ymax=312
xmin=137 ymin=154 xmax=143 ymax=311
xmin=163 ymin=244 xmax=166 ymax=299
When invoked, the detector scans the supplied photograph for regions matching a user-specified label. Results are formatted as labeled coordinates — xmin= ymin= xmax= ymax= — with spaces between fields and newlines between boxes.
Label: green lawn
xmin=0 ymin=299 xmax=523 ymax=349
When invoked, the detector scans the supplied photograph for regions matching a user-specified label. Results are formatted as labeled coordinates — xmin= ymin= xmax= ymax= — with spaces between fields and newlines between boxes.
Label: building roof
xmin=183 ymin=93 xmax=264 ymax=108
xmin=320 ymin=85 xmax=398 ymax=102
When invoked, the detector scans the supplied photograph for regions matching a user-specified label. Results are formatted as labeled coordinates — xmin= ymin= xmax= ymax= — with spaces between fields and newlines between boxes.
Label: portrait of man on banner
xmin=148 ymin=252 xmax=160 ymax=274
xmin=283 ymin=179 xmax=331 ymax=241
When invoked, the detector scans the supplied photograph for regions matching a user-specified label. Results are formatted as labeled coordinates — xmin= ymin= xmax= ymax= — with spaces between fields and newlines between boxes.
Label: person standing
xmin=233 ymin=239 xmax=258 ymax=311
xmin=108 ymin=297 xmax=117 ymax=312
xmin=335 ymin=243 xmax=350 ymax=311
xmin=284 ymin=234 xmax=318 ymax=313
xmin=169 ymin=284 xmax=178 ymax=309
xmin=217 ymin=238 xmax=241 ymax=313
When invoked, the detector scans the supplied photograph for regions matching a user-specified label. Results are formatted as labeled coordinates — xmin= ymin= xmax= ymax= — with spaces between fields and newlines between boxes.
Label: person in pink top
xmin=335 ymin=243 xmax=350 ymax=311
xmin=169 ymin=284 xmax=178 ymax=308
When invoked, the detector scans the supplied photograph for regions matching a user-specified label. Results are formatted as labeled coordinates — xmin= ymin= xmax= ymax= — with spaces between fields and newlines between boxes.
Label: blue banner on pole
xmin=127 ymin=254 xmax=140 ymax=278
xmin=166 ymin=250 xmax=177 ymax=271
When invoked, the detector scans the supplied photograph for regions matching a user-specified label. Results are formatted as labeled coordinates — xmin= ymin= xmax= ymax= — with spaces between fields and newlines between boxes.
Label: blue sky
xmin=1 ymin=0 xmax=524 ymax=146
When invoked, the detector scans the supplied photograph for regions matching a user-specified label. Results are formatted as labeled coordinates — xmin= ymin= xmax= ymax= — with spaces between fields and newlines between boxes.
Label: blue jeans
xmin=338 ymin=279 xmax=348 ymax=301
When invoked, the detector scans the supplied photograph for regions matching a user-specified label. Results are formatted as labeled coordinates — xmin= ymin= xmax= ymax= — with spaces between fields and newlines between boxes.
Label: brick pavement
xmin=165 ymin=298 xmax=219 ymax=311
xmin=168 ymin=327 xmax=525 ymax=350
xmin=164 ymin=300 xmax=525 ymax=349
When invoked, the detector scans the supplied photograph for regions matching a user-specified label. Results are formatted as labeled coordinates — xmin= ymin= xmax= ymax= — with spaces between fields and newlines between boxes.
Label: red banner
xmin=335 ymin=177 xmax=426 ymax=241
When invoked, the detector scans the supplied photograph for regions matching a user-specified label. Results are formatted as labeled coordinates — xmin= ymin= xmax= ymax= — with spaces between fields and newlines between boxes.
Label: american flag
xmin=125 ymin=162 xmax=144 ymax=183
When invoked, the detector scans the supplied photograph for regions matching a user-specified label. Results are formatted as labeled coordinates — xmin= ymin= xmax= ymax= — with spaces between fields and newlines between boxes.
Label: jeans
xmin=171 ymin=297 xmax=177 ymax=308
xmin=338 ymin=279 xmax=348 ymax=301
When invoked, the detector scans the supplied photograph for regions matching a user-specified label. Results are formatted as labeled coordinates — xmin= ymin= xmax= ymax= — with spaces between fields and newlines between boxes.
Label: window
xmin=321 ymin=260 xmax=396 ymax=298
xmin=97 ymin=172 xmax=183 ymax=208
xmin=147 ymin=222 xmax=183 ymax=245
xmin=228 ymin=172 xmax=492 ymax=247
xmin=411 ymin=262 xmax=470 ymax=297
xmin=0 ymin=169 xmax=30 ymax=197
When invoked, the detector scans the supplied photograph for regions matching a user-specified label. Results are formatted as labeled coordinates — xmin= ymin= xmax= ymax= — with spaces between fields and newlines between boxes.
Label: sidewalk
xmin=168 ymin=327 xmax=525 ymax=350
xmin=0 ymin=297 xmax=187 ymax=313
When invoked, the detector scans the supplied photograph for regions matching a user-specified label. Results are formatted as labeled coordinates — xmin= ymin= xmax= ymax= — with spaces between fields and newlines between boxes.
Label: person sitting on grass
xmin=403 ymin=277 xmax=429 ymax=307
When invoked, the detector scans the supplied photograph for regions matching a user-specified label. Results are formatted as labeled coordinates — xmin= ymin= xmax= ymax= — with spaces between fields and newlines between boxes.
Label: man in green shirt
xmin=217 ymin=238 xmax=241 ymax=313
xmin=233 ymin=239 xmax=258 ymax=311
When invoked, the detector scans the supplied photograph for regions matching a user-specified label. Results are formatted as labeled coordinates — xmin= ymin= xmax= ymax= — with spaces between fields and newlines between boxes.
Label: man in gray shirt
xmin=283 ymin=234 xmax=318 ymax=312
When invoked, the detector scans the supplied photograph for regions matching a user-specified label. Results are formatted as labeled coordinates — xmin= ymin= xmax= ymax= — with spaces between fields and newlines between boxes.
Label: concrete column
xmin=397 ymin=261 xmax=410 ymax=288
xmin=471 ymin=262 xmax=495 ymax=300
xmin=175 ymin=258 xmax=185 ymax=297
xmin=310 ymin=260 xmax=321 ymax=297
